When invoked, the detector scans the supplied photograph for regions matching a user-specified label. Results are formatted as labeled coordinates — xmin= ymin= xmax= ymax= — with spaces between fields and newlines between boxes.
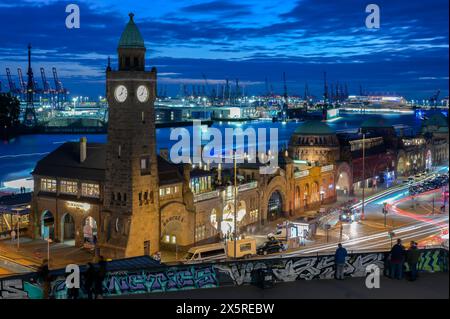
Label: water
xmin=0 ymin=113 xmax=422 ymax=187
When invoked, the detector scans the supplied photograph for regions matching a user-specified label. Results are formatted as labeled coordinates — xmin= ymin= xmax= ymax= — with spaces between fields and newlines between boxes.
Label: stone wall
xmin=2 ymin=248 xmax=447 ymax=299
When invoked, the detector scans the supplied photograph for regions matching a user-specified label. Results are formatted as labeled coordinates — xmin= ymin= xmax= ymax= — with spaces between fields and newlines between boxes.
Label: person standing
xmin=334 ymin=243 xmax=348 ymax=280
xmin=389 ymin=238 xmax=405 ymax=280
xmin=406 ymin=241 xmax=420 ymax=281
xmin=37 ymin=259 xmax=51 ymax=299
xmin=10 ymin=229 xmax=16 ymax=242
xmin=84 ymin=263 xmax=96 ymax=299
xmin=94 ymin=256 xmax=107 ymax=299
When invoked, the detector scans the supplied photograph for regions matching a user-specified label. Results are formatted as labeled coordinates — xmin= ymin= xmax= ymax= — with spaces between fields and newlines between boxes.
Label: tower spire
xmin=106 ymin=56 xmax=111 ymax=72
xmin=24 ymin=43 xmax=37 ymax=126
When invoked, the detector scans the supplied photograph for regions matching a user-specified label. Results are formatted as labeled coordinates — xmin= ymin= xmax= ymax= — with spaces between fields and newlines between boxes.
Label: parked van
xmin=226 ymin=238 xmax=257 ymax=259
xmin=183 ymin=243 xmax=226 ymax=263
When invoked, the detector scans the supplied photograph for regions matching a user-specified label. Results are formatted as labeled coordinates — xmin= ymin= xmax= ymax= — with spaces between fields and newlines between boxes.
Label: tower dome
xmin=294 ymin=120 xmax=335 ymax=135
xmin=118 ymin=13 xmax=145 ymax=49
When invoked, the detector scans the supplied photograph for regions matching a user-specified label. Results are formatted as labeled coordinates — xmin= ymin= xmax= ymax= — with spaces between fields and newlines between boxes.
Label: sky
xmin=0 ymin=0 xmax=448 ymax=100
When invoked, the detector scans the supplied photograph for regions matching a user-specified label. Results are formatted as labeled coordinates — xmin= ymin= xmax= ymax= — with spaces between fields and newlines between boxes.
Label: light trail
xmin=0 ymin=152 xmax=49 ymax=159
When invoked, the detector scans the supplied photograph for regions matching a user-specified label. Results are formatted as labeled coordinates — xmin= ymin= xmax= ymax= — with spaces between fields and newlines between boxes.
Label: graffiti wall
xmin=3 ymin=248 xmax=448 ymax=299
xmin=50 ymin=266 xmax=218 ymax=299
xmin=215 ymin=252 xmax=385 ymax=284
xmin=0 ymin=278 xmax=42 ymax=299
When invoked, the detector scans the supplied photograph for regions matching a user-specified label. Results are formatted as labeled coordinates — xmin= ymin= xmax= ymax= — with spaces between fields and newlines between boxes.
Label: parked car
xmin=267 ymin=228 xmax=288 ymax=241
xmin=257 ymin=239 xmax=286 ymax=255
xmin=183 ymin=243 xmax=227 ymax=263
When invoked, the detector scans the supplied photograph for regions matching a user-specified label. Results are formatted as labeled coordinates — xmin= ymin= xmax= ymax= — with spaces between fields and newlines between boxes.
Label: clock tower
xmin=100 ymin=13 xmax=160 ymax=258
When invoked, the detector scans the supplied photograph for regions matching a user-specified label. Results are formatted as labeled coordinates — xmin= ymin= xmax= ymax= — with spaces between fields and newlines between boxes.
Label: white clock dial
xmin=114 ymin=85 xmax=128 ymax=102
xmin=137 ymin=85 xmax=149 ymax=102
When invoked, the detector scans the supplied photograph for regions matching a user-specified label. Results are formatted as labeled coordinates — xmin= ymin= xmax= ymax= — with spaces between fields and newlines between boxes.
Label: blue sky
xmin=0 ymin=0 xmax=448 ymax=100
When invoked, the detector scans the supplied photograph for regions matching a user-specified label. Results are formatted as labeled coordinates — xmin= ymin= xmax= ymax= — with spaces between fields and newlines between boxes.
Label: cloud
xmin=0 ymin=0 xmax=447 ymax=100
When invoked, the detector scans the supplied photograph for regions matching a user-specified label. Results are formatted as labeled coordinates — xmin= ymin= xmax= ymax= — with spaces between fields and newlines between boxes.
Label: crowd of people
xmin=334 ymin=238 xmax=423 ymax=282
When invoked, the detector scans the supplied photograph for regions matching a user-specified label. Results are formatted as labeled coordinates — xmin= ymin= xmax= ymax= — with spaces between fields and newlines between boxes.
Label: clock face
xmin=137 ymin=85 xmax=149 ymax=102
xmin=114 ymin=85 xmax=128 ymax=102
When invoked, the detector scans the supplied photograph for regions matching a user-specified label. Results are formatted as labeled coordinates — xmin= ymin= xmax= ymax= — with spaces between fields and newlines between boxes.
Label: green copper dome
xmin=294 ymin=120 xmax=335 ymax=135
xmin=118 ymin=13 xmax=145 ymax=48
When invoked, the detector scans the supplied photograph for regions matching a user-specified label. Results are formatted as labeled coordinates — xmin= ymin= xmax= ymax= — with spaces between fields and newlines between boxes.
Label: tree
xmin=0 ymin=93 xmax=21 ymax=129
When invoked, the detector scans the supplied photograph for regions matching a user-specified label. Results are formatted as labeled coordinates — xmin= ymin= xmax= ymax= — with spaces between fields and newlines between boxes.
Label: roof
xmin=361 ymin=116 xmax=394 ymax=129
xmin=33 ymin=142 xmax=183 ymax=184
xmin=158 ymin=156 xmax=184 ymax=185
xmin=32 ymin=142 xmax=106 ymax=181
xmin=294 ymin=120 xmax=335 ymax=135
xmin=190 ymin=168 xmax=215 ymax=178
xmin=118 ymin=13 xmax=145 ymax=49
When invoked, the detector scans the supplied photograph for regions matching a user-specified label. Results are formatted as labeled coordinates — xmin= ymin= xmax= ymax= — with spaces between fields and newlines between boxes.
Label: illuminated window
xmin=164 ymin=235 xmax=170 ymax=243
xmin=159 ymin=188 xmax=165 ymax=197
xmin=195 ymin=224 xmax=206 ymax=241
xmin=140 ymin=158 xmax=147 ymax=170
xmin=81 ymin=183 xmax=100 ymax=198
xmin=166 ymin=187 xmax=171 ymax=195
xmin=60 ymin=180 xmax=78 ymax=195
xmin=250 ymin=209 xmax=259 ymax=222
xmin=140 ymin=156 xmax=150 ymax=175
xmin=41 ymin=178 xmax=56 ymax=192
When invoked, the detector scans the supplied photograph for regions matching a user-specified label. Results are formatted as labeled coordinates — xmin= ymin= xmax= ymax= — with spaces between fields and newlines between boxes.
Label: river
xmin=0 ymin=112 xmax=423 ymax=188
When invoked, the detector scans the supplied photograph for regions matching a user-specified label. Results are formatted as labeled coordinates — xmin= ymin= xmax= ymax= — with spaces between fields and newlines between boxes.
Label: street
xmin=246 ymin=166 xmax=449 ymax=260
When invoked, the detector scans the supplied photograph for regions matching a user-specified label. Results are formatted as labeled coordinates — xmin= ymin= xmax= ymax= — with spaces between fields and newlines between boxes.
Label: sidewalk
xmin=0 ymin=236 xmax=94 ymax=270
xmin=115 ymin=272 xmax=449 ymax=299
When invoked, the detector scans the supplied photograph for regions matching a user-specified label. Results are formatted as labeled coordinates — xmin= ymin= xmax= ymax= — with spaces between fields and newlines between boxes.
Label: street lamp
xmin=360 ymin=128 xmax=366 ymax=220
xmin=231 ymin=150 xmax=248 ymax=258
xmin=16 ymin=213 xmax=20 ymax=251
xmin=47 ymin=237 xmax=52 ymax=268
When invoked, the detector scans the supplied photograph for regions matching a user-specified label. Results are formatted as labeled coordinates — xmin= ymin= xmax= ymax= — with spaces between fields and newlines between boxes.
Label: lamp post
xmin=234 ymin=151 xmax=237 ymax=259
xmin=47 ymin=237 xmax=52 ymax=268
xmin=361 ymin=129 xmax=366 ymax=220
xmin=16 ymin=213 xmax=20 ymax=251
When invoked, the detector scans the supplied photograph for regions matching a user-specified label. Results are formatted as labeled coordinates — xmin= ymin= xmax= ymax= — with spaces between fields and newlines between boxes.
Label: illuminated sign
xmin=321 ymin=165 xmax=334 ymax=173
xmin=294 ymin=170 xmax=309 ymax=179
xmin=66 ymin=201 xmax=91 ymax=212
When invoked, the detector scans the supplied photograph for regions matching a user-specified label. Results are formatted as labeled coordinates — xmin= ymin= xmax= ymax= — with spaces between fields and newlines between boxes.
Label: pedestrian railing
xmin=1 ymin=247 xmax=447 ymax=299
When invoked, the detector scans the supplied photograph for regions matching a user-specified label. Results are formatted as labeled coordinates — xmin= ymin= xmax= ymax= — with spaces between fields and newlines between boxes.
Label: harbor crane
xmin=17 ymin=68 xmax=27 ymax=94
xmin=5 ymin=68 xmax=18 ymax=94
xmin=52 ymin=67 xmax=68 ymax=103
xmin=40 ymin=67 xmax=52 ymax=94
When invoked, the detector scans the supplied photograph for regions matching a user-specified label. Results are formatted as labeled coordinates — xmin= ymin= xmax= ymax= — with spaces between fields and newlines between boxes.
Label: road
xmin=252 ymin=167 xmax=449 ymax=259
